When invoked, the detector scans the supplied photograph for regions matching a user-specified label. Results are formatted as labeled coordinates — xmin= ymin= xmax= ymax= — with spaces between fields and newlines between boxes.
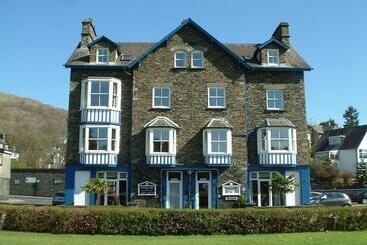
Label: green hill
xmin=0 ymin=92 xmax=67 ymax=168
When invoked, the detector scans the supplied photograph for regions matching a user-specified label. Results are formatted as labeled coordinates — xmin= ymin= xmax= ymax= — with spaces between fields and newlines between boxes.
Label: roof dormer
xmin=87 ymin=36 xmax=121 ymax=64
xmin=328 ymin=135 xmax=345 ymax=146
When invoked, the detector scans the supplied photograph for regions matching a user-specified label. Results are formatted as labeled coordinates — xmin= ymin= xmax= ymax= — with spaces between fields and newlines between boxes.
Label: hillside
xmin=0 ymin=92 xmax=67 ymax=168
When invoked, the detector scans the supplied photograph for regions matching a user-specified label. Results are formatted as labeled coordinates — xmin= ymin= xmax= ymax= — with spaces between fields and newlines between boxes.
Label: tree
xmin=319 ymin=119 xmax=339 ymax=129
xmin=343 ymin=106 xmax=359 ymax=127
xmin=83 ymin=178 xmax=108 ymax=205
xmin=271 ymin=172 xmax=298 ymax=205
xmin=356 ymin=161 xmax=367 ymax=184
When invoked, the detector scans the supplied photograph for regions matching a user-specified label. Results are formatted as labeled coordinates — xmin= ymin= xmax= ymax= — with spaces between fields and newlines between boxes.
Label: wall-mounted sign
xmin=138 ymin=181 xmax=157 ymax=196
xmin=222 ymin=181 xmax=241 ymax=196
xmin=25 ymin=177 xmax=37 ymax=184
xmin=225 ymin=196 xmax=239 ymax=201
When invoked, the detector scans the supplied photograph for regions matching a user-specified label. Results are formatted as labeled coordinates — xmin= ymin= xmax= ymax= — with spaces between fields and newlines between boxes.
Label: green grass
xmin=0 ymin=231 xmax=367 ymax=245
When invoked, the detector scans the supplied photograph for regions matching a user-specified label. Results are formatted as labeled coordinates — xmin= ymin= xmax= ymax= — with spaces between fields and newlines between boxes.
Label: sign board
xmin=138 ymin=181 xmax=157 ymax=196
xmin=222 ymin=181 xmax=241 ymax=196
xmin=225 ymin=196 xmax=239 ymax=201
xmin=25 ymin=177 xmax=37 ymax=184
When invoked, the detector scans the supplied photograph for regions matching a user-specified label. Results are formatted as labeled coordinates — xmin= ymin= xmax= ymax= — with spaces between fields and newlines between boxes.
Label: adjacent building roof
xmin=65 ymin=19 xmax=311 ymax=71
xmin=205 ymin=118 xmax=233 ymax=129
xmin=257 ymin=118 xmax=296 ymax=128
xmin=144 ymin=117 xmax=180 ymax=129
xmin=313 ymin=125 xmax=367 ymax=152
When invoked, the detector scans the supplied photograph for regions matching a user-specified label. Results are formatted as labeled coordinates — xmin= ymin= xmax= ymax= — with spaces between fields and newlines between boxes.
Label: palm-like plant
xmin=83 ymin=178 xmax=108 ymax=205
xmin=271 ymin=172 xmax=298 ymax=205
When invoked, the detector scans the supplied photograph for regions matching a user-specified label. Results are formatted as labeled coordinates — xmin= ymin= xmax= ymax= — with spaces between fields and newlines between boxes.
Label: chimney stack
xmin=81 ymin=18 xmax=97 ymax=48
xmin=272 ymin=22 xmax=290 ymax=46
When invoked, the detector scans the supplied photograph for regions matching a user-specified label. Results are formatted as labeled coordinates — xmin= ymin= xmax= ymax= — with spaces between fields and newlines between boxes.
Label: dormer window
xmin=174 ymin=51 xmax=186 ymax=68
xmin=328 ymin=136 xmax=343 ymax=145
xmin=191 ymin=51 xmax=204 ymax=68
xmin=97 ymin=48 xmax=109 ymax=63
xmin=267 ymin=49 xmax=279 ymax=65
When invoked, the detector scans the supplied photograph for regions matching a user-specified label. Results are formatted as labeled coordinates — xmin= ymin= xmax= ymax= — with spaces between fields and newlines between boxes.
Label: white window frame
xmin=266 ymin=89 xmax=284 ymax=111
xmin=267 ymin=49 xmax=279 ymax=65
xmin=191 ymin=50 xmax=204 ymax=68
xmin=257 ymin=127 xmax=297 ymax=154
xmin=359 ymin=149 xmax=367 ymax=159
xmin=79 ymin=125 xmax=120 ymax=154
xmin=96 ymin=48 xmax=109 ymax=64
xmin=328 ymin=136 xmax=342 ymax=145
xmin=80 ymin=78 xmax=121 ymax=110
xmin=208 ymin=87 xmax=226 ymax=109
xmin=146 ymin=128 xmax=176 ymax=156
xmin=203 ymin=129 xmax=232 ymax=155
xmin=152 ymin=87 xmax=171 ymax=109
xmin=174 ymin=50 xmax=186 ymax=68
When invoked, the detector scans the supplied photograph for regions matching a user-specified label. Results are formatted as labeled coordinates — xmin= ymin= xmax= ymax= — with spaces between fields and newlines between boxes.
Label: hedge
xmin=1 ymin=205 xmax=367 ymax=235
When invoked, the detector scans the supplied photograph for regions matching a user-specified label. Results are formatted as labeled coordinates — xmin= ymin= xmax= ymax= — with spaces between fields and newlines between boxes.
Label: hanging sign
xmin=138 ymin=181 xmax=157 ymax=196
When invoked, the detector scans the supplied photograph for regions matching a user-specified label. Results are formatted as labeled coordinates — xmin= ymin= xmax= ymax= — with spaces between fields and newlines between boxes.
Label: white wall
xmin=74 ymin=171 xmax=90 ymax=206
xmin=357 ymin=132 xmax=367 ymax=163
xmin=337 ymin=149 xmax=357 ymax=175
xmin=285 ymin=171 xmax=301 ymax=206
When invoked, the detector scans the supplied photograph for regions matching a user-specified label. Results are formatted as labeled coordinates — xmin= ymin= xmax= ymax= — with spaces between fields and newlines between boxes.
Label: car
xmin=313 ymin=192 xmax=352 ymax=206
xmin=355 ymin=191 xmax=367 ymax=204
xmin=310 ymin=191 xmax=323 ymax=204
xmin=52 ymin=191 xmax=65 ymax=206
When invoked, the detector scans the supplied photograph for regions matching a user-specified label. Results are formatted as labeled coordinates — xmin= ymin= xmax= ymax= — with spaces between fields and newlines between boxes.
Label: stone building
xmin=0 ymin=133 xmax=13 ymax=199
xmin=64 ymin=18 xmax=311 ymax=208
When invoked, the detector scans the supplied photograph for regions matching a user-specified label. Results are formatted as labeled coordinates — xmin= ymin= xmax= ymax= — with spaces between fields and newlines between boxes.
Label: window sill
xmin=150 ymin=107 xmax=172 ymax=111
xmin=206 ymin=107 xmax=227 ymax=110
xmin=265 ymin=108 xmax=285 ymax=112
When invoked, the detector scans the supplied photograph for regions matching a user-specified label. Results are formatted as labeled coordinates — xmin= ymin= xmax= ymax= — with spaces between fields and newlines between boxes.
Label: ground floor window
xmin=96 ymin=171 xmax=128 ymax=206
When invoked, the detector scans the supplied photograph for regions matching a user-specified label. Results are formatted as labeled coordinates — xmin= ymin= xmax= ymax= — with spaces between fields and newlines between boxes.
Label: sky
xmin=0 ymin=0 xmax=366 ymax=126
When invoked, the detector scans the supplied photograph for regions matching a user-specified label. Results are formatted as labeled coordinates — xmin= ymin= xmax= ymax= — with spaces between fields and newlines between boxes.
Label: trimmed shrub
xmin=1 ymin=205 xmax=367 ymax=235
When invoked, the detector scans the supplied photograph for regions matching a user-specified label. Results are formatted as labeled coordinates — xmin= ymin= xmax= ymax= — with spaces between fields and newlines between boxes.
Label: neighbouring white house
xmin=313 ymin=125 xmax=367 ymax=175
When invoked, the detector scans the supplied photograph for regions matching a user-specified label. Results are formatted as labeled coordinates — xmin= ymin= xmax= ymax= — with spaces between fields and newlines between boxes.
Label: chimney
xmin=81 ymin=18 xmax=97 ymax=48
xmin=272 ymin=22 xmax=290 ymax=46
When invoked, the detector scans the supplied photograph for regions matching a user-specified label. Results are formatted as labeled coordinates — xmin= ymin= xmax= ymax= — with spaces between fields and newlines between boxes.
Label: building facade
xmin=313 ymin=125 xmax=367 ymax=176
xmin=0 ymin=133 xmax=14 ymax=199
xmin=64 ymin=18 xmax=311 ymax=208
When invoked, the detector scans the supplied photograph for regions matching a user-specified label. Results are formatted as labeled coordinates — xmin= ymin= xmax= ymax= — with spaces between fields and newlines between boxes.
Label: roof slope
xmin=65 ymin=19 xmax=311 ymax=71
xmin=313 ymin=125 xmax=367 ymax=152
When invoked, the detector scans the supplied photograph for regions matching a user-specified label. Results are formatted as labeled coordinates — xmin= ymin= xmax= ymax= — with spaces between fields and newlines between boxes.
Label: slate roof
xmin=144 ymin=117 xmax=180 ymax=128
xmin=65 ymin=18 xmax=311 ymax=71
xmin=313 ymin=125 xmax=367 ymax=152
xmin=205 ymin=118 xmax=233 ymax=129
xmin=257 ymin=118 xmax=296 ymax=128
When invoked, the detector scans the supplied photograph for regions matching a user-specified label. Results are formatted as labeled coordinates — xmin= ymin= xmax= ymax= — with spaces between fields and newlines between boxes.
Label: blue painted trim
xmin=128 ymin=18 xmax=251 ymax=69
xmin=90 ymin=171 xmax=96 ymax=205
xmin=80 ymin=122 xmax=122 ymax=126
xmin=247 ymin=164 xmax=311 ymax=205
xmin=212 ymin=171 xmax=218 ymax=208
xmin=257 ymin=38 xmax=289 ymax=50
xmin=87 ymin=35 xmax=119 ymax=49
xmin=64 ymin=165 xmax=75 ymax=205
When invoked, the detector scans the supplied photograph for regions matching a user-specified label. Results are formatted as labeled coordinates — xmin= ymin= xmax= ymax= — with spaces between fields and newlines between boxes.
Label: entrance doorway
xmin=250 ymin=172 xmax=273 ymax=207
xmin=96 ymin=171 xmax=128 ymax=206
xmin=166 ymin=171 xmax=182 ymax=209
xmin=195 ymin=171 xmax=211 ymax=209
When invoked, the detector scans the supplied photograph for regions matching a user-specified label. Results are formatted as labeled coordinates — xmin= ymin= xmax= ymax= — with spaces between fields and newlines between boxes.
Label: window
xmin=211 ymin=129 xmax=228 ymax=153
xmin=79 ymin=126 xmax=120 ymax=153
xmin=88 ymin=127 xmax=108 ymax=151
xmin=208 ymin=87 xmax=226 ymax=108
xmin=267 ymin=49 xmax=279 ymax=65
xmin=153 ymin=87 xmax=171 ymax=108
xmin=359 ymin=149 xmax=367 ymax=159
xmin=266 ymin=90 xmax=283 ymax=110
xmin=97 ymin=48 xmax=109 ymax=63
xmin=329 ymin=136 xmax=342 ymax=145
xmin=81 ymin=78 xmax=121 ymax=110
xmin=153 ymin=129 xmax=170 ymax=153
xmin=270 ymin=128 xmax=289 ymax=151
xmin=90 ymin=80 xmax=109 ymax=107
xmin=174 ymin=51 xmax=186 ymax=68
xmin=191 ymin=51 xmax=204 ymax=68
xmin=329 ymin=151 xmax=339 ymax=160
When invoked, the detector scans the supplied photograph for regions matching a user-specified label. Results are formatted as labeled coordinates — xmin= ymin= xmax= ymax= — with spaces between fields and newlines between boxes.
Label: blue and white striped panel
xmin=205 ymin=155 xmax=233 ymax=166
xmin=80 ymin=153 xmax=118 ymax=165
xmin=81 ymin=109 xmax=121 ymax=125
xmin=146 ymin=155 xmax=176 ymax=165
xmin=259 ymin=152 xmax=296 ymax=165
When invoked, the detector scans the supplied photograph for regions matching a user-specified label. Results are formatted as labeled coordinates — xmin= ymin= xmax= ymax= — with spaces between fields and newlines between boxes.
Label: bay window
xmin=203 ymin=129 xmax=232 ymax=155
xmin=258 ymin=127 xmax=296 ymax=153
xmin=80 ymin=78 xmax=121 ymax=110
xmin=146 ymin=128 xmax=176 ymax=155
xmin=79 ymin=125 xmax=120 ymax=153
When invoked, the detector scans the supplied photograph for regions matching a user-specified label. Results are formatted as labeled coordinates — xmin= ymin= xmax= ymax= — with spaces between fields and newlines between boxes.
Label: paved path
xmin=0 ymin=195 xmax=52 ymax=205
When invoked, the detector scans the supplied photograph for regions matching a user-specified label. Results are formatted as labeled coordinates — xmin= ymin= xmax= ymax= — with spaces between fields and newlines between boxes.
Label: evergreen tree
xmin=356 ymin=161 xmax=367 ymax=184
xmin=343 ymin=106 xmax=359 ymax=127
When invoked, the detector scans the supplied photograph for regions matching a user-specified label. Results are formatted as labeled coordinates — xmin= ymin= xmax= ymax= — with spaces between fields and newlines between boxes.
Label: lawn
xmin=0 ymin=230 xmax=367 ymax=245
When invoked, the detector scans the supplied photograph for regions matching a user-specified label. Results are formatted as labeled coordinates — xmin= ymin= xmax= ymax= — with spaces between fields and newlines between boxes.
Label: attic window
xmin=121 ymin=54 xmax=131 ymax=61
xmin=97 ymin=48 xmax=109 ymax=63
xmin=267 ymin=49 xmax=279 ymax=65
xmin=328 ymin=136 xmax=343 ymax=146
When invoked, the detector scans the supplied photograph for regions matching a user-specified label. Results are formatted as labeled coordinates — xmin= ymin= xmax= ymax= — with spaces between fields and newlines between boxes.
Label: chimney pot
xmin=272 ymin=22 xmax=290 ymax=46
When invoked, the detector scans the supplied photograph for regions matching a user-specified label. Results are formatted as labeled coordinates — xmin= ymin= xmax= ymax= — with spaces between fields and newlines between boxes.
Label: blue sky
xmin=1 ymin=0 xmax=366 ymax=126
